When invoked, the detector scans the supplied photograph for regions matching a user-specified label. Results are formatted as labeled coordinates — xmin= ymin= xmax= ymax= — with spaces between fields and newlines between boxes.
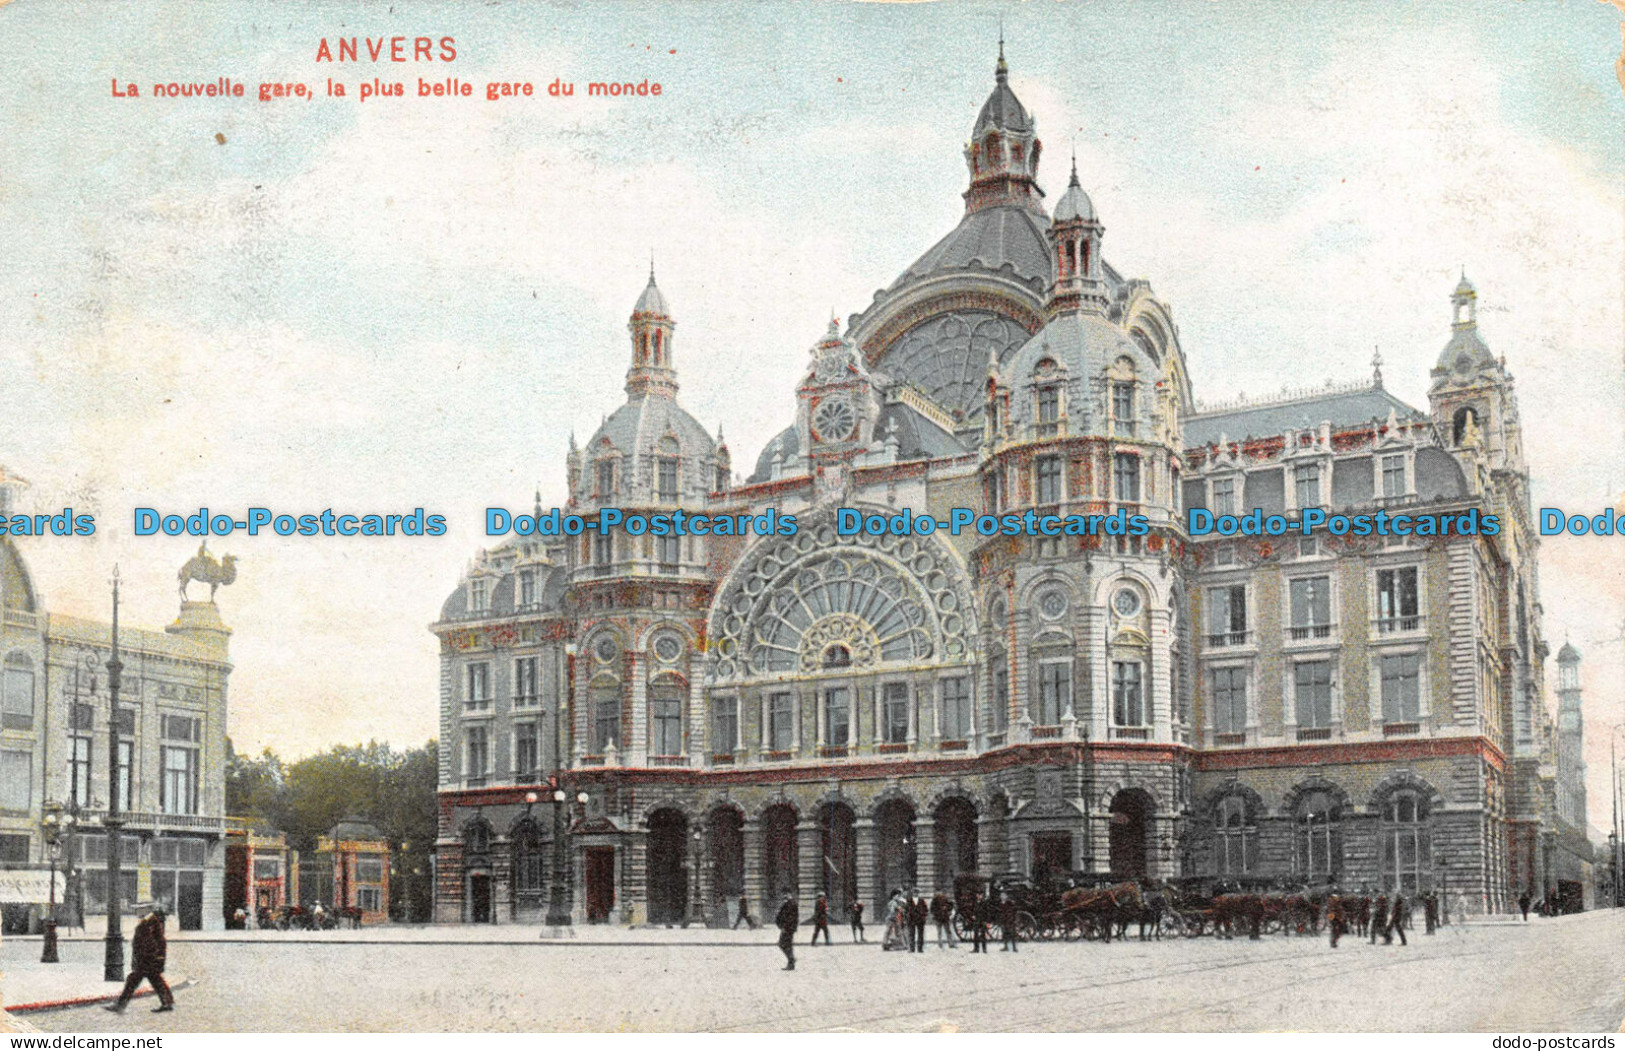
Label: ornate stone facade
xmin=431 ymin=48 xmax=1573 ymax=925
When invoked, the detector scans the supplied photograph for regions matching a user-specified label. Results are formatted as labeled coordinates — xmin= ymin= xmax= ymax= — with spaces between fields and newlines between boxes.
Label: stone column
xmin=854 ymin=818 xmax=878 ymax=912
xmin=742 ymin=819 xmax=765 ymax=920
xmin=797 ymin=822 xmax=822 ymax=904
xmin=916 ymin=813 xmax=938 ymax=893
xmin=624 ymin=831 xmax=647 ymax=925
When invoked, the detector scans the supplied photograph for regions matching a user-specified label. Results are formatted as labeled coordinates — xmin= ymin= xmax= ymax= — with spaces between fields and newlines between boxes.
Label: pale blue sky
xmin=1 ymin=1 xmax=1622 ymax=818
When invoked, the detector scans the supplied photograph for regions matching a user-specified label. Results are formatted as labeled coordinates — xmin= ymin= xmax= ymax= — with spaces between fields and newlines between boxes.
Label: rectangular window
xmin=983 ymin=469 xmax=1003 ymax=513
xmin=357 ymin=887 xmax=382 ymax=913
xmin=711 ymin=699 xmax=738 ymax=754
xmin=464 ymin=726 xmax=489 ymax=781
xmin=1035 ymin=456 xmax=1062 ymax=505
xmin=1112 ymin=661 xmax=1144 ymax=726
xmin=596 ymin=460 xmax=615 ymax=497
xmin=940 ymin=677 xmax=970 ymax=740
xmin=1381 ymin=454 xmax=1407 ymax=498
xmin=1380 ymin=653 xmax=1421 ymax=724
xmin=70 ymin=702 xmax=94 ymax=731
xmin=161 ymin=714 xmax=201 ymax=742
xmin=356 ymin=858 xmax=384 ymax=884
xmin=514 ymin=721 xmax=540 ymax=780
xmin=1113 ymin=453 xmax=1141 ymax=503
xmin=115 ymin=740 xmax=132 ymax=812
xmin=882 ymin=683 xmax=909 ymax=744
xmin=822 ymin=687 xmax=850 ymax=748
xmin=468 ymin=578 xmax=489 ymax=613
xmin=1294 ymin=462 xmax=1321 ymax=509
xmin=593 ymin=533 xmax=613 ymax=567
xmin=768 ymin=692 xmax=794 ymax=752
xmin=1113 ymin=382 xmax=1135 ymax=434
xmin=160 ymin=746 xmax=199 ymax=815
xmin=252 ymin=858 xmax=280 ymax=881
xmin=658 ymin=534 xmax=681 ymax=569
xmin=990 ymin=665 xmax=1009 ymax=733
xmin=715 ymin=464 xmax=729 ymax=491
xmin=593 ymin=693 xmax=620 ymax=754
xmin=466 ymin=663 xmax=491 ymax=709
xmin=1211 ymin=477 xmax=1236 ymax=517
xmin=1288 ymin=577 xmax=1332 ymax=638
xmin=113 ymin=707 xmax=135 ymax=735
xmin=651 ymin=693 xmax=683 ymax=756
xmin=1037 ymin=386 xmax=1059 ymax=424
xmin=658 ymin=457 xmax=679 ymax=503
xmin=1376 ymin=567 xmax=1420 ymax=632
xmin=518 ymin=569 xmax=537 ymax=607
xmin=1206 ymin=585 xmax=1247 ymax=645
xmin=0 ymin=750 xmax=29 ymax=812
xmin=69 ymin=736 xmax=92 ymax=806
xmin=1212 ymin=667 xmax=1247 ymax=735
xmin=514 ymin=657 xmax=539 ymax=707
xmin=1037 ymin=661 xmax=1070 ymax=725
xmin=1294 ymin=661 xmax=1333 ymax=729
xmin=2 ymin=665 xmax=34 ymax=731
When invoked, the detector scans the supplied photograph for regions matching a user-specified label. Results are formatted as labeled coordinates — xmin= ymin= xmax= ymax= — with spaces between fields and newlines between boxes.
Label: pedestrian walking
xmin=734 ymin=893 xmax=756 ymax=930
xmin=1370 ymin=894 xmax=1388 ymax=945
xmin=775 ymin=895 xmax=799 ymax=971
xmin=1327 ymin=893 xmax=1345 ymax=949
xmin=931 ymin=892 xmax=957 ymax=948
xmin=105 ymin=906 xmax=174 ymax=1014
xmin=908 ymin=891 xmax=929 ymax=953
xmin=810 ymin=894 xmax=831 ymax=945
xmin=999 ymin=895 xmax=1020 ymax=953
xmin=1518 ymin=890 xmax=1531 ymax=921
xmin=1423 ymin=892 xmax=1438 ymax=935
xmin=849 ymin=899 xmax=865 ymax=942
xmin=1388 ymin=894 xmax=1408 ymax=946
xmin=882 ymin=890 xmax=908 ymax=951
xmin=970 ymin=894 xmax=989 ymax=953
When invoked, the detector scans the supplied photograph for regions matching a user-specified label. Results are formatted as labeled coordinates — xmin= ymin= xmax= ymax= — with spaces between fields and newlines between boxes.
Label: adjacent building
xmin=432 ymin=47 xmax=1586 ymax=924
xmin=0 ymin=475 xmax=233 ymax=931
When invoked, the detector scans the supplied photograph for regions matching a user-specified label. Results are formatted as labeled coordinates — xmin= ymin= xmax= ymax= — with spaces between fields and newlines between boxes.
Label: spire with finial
xmin=626 ymin=267 xmax=678 ymax=398
xmin=1372 ymin=346 xmax=1384 ymax=388
xmin=964 ymin=26 xmax=1040 ymax=215
xmin=996 ymin=20 xmax=1007 ymax=80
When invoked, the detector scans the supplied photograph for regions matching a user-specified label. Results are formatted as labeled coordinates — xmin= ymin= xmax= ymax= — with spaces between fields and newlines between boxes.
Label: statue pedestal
xmin=167 ymin=601 xmax=231 ymax=651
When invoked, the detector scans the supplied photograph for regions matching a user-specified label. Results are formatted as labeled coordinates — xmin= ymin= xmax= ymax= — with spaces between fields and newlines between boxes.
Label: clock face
xmin=812 ymin=396 xmax=857 ymax=442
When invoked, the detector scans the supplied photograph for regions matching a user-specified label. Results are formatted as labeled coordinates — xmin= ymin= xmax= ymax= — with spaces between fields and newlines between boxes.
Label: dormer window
xmin=1380 ymin=454 xmax=1408 ymax=499
xmin=1293 ymin=462 xmax=1322 ymax=510
xmin=517 ymin=569 xmax=536 ymax=608
xmin=596 ymin=460 xmax=616 ymax=498
xmin=468 ymin=578 xmax=489 ymax=613
xmin=1036 ymin=385 xmax=1059 ymax=436
xmin=1211 ymin=476 xmax=1237 ymax=516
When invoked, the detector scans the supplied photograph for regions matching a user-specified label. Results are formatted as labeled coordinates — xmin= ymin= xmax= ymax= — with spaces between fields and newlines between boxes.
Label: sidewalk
xmin=1 ymin=953 xmax=190 ymax=1018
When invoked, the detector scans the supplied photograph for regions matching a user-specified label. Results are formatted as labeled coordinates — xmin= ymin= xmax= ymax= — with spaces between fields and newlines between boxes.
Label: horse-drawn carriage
xmin=953 ymin=871 xmax=1144 ymax=942
xmin=1161 ymin=876 xmax=1327 ymax=938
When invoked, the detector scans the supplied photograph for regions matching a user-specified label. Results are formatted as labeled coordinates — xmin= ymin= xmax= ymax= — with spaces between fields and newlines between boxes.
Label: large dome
xmin=1002 ymin=311 xmax=1148 ymax=432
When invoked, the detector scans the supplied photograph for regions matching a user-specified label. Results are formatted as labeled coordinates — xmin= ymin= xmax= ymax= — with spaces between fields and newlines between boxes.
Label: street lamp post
xmin=40 ymin=803 xmax=63 ymax=964
xmin=103 ymin=567 xmax=126 ymax=984
xmin=545 ymin=642 xmax=577 ymax=927
xmin=1435 ymin=853 xmax=1449 ymax=927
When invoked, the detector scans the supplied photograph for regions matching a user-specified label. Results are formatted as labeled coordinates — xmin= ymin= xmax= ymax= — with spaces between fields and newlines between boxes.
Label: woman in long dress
xmin=882 ymin=890 xmax=908 ymax=950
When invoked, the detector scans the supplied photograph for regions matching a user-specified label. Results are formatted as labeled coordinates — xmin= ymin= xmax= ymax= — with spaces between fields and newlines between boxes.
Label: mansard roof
xmin=1183 ymin=384 xmax=1420 ymax=447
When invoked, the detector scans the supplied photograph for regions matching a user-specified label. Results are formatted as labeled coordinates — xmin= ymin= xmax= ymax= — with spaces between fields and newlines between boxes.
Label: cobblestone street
xmin=7 ymin=911 xmax=1620 ymax=1032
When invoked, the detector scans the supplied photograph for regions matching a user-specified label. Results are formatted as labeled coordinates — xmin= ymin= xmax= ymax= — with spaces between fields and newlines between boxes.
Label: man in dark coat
xmin=734 ymin=893 xmax=755 ymax=930
xmin=999 ymin=894 xmax=1020 ymax=952
xmin=1326 ymin=893 xmax=1346 ymax=949
xmin=1388 ymin=894 xmax=1408 ymax=946
xmin=1518 ymin=890 xmax=1531 ymax=921
xmin=1423 ymin=891 xmax=1438 ymax=935
xmin=106 ymin=906 xmax=174 ymax=1013
xmin=849 ymin=899 xmax=865 ymax=942
xmin=970 ymin=893 xmax=989 ymax=953
xmin=775 ymin=895 xmax=799 ymax=971
xmin=1369 ymin=893 xmax=1388 ymax=945
xmin=810 ymin=894 xmax=831 ymax=945
xmin=907 ymin=891 xmax=928 ymax=953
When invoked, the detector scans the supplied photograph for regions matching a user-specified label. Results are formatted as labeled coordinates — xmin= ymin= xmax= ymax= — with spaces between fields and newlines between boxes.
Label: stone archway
xmin=933 ymin=796 xmax=979 ymax=891
xmin=761 ymin=804 xmax=799 ymax=910
xmin=707 ymin=808 xmax=745 ymax=911
xmin=646 ymin=808 xmax=689 ymax=925
xmin=817 ymin=801 xmax=858 ymax=914
xmin=875 ymin=797 xmax=918 ymax=909
xmin=1109 ymin=789 xmax=1155 ymax=878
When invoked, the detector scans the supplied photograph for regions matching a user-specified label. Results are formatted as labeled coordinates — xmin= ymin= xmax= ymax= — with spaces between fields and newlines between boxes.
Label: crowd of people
xmin=772 ymin=887 xmax=1023 ymax=970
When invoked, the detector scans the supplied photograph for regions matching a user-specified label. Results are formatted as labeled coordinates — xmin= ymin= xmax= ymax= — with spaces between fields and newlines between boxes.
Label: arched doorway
xmin=463 ymin=820 xmax=493 ymax=924
xmin=875 ymin=798 xmax=917 ymax=908
xmin=933 ymin=797 xmax=979 ymax=891
xmin=761 ymin=804 xmax=799 ymax=910
xmin=646 ymin=809 xmax=689 ymax=925
xmin=1109 ymin=789 xmax=1154 ymax=878
xmin=818 ymin=802 xmax=857 ymax=914
xmin=707 ymin=807 xmax=745 ymax=919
